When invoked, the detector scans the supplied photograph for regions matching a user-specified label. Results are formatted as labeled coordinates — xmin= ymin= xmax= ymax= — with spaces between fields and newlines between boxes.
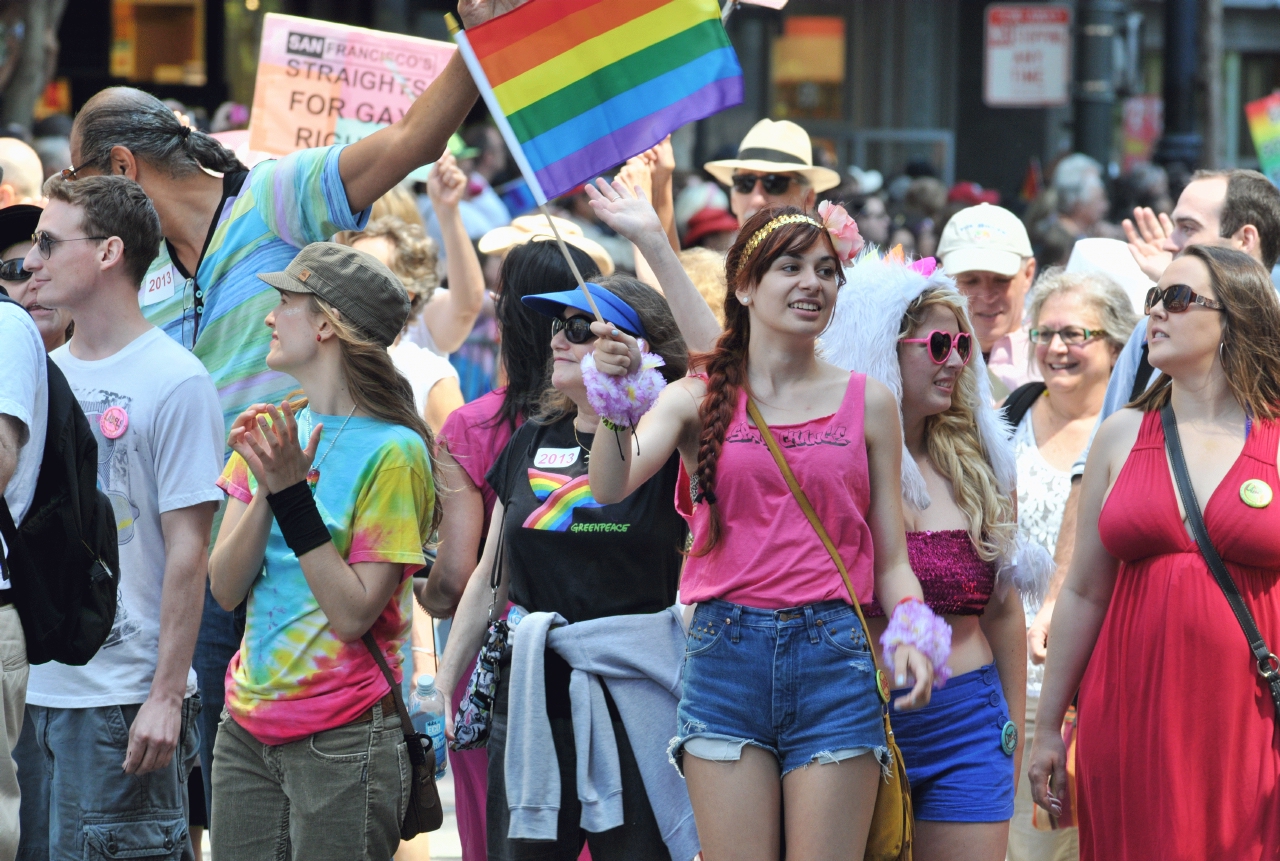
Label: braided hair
xmin=72 ymin=87 xmax=249 ymax=178
xmin=690 ymin=205 xmax=844 ymax=555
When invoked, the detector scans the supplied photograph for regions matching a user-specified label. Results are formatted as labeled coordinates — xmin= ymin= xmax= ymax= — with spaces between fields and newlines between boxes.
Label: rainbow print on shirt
xmin=524 ymin=468 xmax=603 ymax=531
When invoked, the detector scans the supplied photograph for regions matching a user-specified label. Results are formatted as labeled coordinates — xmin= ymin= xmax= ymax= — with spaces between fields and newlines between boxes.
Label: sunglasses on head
xmin=901 ymin=330 xmax=973 ymax=365
xmin=551 ymin=315 xmax=596 ymax=344
xmin=1144 ymin=284 xmax=1224 ymax=314
xmin=731 ymin=173 xmax=795 ymax=196
xmin=0 ymin=258 xmax=30 ymax=281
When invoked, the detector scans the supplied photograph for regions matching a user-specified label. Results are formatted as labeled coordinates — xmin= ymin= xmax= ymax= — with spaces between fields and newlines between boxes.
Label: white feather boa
xmin=819 ymin=251 xmax=1049 ymax=602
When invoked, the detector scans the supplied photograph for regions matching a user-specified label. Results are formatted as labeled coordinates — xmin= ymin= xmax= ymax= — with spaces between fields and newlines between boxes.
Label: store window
xmin=771 ymin=16 xmax=844 ymax=121
xmin=111 ymin=0 xmax=206 ymax=86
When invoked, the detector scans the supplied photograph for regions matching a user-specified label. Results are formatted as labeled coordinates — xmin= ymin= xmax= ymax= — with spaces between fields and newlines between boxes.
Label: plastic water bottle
xmin=408 ymin=674 xmax=448 ymax=779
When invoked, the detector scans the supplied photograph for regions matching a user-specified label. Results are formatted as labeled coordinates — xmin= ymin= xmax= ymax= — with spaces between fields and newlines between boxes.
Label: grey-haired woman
xmin=1004 ymin=268 xmax=1136 ymax=861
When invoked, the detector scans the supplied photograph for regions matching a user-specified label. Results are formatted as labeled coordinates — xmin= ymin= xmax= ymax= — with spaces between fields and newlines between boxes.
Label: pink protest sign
xmin=248 ymin=13 xmax=455 ymax=158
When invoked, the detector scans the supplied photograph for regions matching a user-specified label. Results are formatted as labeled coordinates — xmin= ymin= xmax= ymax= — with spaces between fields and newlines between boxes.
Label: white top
xmin=0 ymin=302 xmax=48 ymax=589
xmin=29 ymin=328 xmax=225 ymax=707
xmin=390 ymin=339 xmax=459 ymax=417
xmin=1013 ymin=405 xmax=1072 ymax=698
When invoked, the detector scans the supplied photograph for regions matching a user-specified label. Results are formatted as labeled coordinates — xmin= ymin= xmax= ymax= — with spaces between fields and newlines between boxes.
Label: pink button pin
xmin=99 ymin=406 xmax=128 ymax=440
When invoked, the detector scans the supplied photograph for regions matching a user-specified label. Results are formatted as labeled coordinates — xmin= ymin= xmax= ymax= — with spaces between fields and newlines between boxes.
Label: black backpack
xmin=0 ymin=293 xmax=119 ymax=665
xmin=1000 ymin=381 xmax=1048 ymax=434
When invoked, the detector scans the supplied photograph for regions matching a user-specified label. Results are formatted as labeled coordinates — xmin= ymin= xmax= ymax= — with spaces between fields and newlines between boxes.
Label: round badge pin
xmin=1000 ymin=720 xmax=1018 ymax=756
xmin=876 ymin=669 xmax=890 ymax=704
xmin=1240 ymin=479 xmax=1273 ymax=509
xmin=99 ymin=406 xmax=128 ymax=440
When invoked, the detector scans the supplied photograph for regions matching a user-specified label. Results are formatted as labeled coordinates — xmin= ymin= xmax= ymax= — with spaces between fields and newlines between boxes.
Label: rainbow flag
xmin=451 ymin=0 xmax=743 ymax=204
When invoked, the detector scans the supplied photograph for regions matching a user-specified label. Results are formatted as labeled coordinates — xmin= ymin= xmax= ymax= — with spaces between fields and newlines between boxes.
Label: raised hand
xmin=429 ymin=150 xmax=468 ymax=211
xmin=457 ymin=0 xmax=526 ymax=28
xmin=643 ymin=135 xmax=676 ymax=184
xmin=589 ymin=322 xmax=643 ymax=378
xmin=584 ymin=177 xmax=664 ymax=247
xmin=616 ymin=155 xmax=653 ymax=205
xmin=1122 ymin=206 xmax=1175 ymax=282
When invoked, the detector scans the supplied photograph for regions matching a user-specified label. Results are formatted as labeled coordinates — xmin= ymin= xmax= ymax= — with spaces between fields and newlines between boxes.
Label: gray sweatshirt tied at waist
xmin=504 ymin=606 xmax=698 ymax=861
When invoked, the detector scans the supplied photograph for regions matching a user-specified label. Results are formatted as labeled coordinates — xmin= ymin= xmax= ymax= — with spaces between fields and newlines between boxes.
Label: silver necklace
xmin=304 ymin=405 xmax=357 ymax=494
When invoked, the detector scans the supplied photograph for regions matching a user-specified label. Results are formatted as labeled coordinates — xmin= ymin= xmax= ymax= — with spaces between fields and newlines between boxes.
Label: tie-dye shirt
xmin=216 ymin=412 xmax=432 ymax=745
xmin=140 ymin=146 xmax=369 ymax=459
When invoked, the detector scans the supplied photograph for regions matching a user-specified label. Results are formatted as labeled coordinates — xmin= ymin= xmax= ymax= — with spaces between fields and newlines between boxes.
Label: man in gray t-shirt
xmin=1030 ymin=169 xmax=1280 ymax=663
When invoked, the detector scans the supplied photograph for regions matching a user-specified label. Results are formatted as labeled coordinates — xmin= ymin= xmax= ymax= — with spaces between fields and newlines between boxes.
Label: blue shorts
xmin=889 ymin=663 xmax=1016 ymax=822
xmin=672 ymin=599 xmax=888 ymax=777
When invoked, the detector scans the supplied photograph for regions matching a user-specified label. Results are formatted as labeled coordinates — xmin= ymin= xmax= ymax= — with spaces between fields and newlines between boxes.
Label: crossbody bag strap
xmin=362 ymin=632 xmax=419 ymax=741
xmin=1160 ymin=403 xmax=1280 ymax=717
xmin=746 ymin=399 xmax=882 ymax=676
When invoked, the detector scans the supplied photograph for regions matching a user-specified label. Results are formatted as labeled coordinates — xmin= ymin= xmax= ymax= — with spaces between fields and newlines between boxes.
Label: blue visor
xmin=522 ymin=282 xmax=647 ymax=340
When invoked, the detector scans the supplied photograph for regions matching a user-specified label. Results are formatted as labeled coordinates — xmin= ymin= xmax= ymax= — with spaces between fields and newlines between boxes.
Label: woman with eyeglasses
xmin=433 ymin=276 xmax=692 ymax=861
xmin=1028 ymin=245 xmax=1280 ymax=860
xmin=1001 ymin=268 xmax=1136 ymax=861
xmin=821 ymin=263 xmax=1040 ymax=861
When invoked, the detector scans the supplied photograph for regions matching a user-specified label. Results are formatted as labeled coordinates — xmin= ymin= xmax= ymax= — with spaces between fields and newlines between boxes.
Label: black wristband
xmin=266 ymin=480 xmax=331 ymax=558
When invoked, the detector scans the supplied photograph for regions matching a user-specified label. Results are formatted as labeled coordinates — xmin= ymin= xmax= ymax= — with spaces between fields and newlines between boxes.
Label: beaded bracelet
xmin=879 ymin=597 xmax=953 ymax=688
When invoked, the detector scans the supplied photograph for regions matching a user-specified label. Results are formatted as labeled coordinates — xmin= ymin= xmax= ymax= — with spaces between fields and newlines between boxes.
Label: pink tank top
xmin=678 ymin=373 xmax=875 ymax=609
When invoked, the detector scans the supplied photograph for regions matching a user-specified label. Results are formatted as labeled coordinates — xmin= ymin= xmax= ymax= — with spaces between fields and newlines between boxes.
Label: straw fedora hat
xmin=704 ymin=119 xmax=840 ymax=193
xmin=478 ymin=215 xmax=615 ymax=276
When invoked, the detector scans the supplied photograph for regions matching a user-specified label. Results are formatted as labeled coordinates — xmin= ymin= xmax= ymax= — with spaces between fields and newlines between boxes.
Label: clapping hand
xmin=1122 ymin=206 xmax=1175 ymax=282
xmin=429 ymin=150 xmax=468 ymax=211
xmin=228 ymin=401 xmax=322 ymax=495
xmin=584 ymin=177 xmax=664 ymax=247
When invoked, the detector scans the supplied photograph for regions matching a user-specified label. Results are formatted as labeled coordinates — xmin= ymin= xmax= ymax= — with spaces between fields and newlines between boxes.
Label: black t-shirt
xmin=486 ymin=415 xmax=686 ymax=625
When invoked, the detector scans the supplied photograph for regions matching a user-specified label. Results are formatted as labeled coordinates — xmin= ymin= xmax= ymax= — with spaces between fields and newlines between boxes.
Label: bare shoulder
xmin=1085 ymin=407 xmax=1144 ymax=484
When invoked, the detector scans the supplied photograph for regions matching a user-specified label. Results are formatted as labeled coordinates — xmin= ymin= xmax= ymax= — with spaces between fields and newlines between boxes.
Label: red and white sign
xmin=984 ymin=5 xmax=1072 ymax=107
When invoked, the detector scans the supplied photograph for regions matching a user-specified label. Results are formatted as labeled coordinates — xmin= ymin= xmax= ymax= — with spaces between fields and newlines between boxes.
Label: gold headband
xmin=739 ymin=214 xmax=822 ymax=266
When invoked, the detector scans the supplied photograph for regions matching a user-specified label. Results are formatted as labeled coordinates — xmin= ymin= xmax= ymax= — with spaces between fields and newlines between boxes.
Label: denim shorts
xmin=672 ymin=599 xmax=888 ymax=777
xmin=889 ymin=663 xmax=1016 ymax=822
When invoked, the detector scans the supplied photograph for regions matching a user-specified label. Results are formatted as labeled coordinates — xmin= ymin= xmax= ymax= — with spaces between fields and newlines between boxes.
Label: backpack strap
xmin=1000 ymin=382 xmax=1047 ymax=433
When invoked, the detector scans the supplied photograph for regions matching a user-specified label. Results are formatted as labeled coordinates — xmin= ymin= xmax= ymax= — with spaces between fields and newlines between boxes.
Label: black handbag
xmin=450 ymin=505 xmax=510 ymax=750
xmin=1161 ymin=403 xmax=1280 ymax=718
xmin=362 ymin=633 xmax=444 ymax=838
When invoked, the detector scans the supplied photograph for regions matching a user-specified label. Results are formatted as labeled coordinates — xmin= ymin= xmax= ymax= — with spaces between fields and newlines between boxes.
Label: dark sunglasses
xmin=0 ymin=258 xmax=30 ymax=281
xmin=1144 ymin=284 xmax=1224 ymax=314
xmin=901 ymin=329 xmax=973 ymax=365
xmin=731 ymin=173 xmax=795 ymax=196
xmin=551 ymin=315 xmax=596 ymax=344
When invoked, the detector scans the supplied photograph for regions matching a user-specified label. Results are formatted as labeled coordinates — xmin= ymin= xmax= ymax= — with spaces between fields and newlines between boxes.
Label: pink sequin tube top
xmin=863 ymin=529 xmax=996 ymax=617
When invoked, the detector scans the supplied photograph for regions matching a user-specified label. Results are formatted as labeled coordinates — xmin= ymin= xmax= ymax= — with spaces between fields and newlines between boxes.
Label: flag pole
xmin=448 ymin=13 xmax=604 ymax=323
xmin=720 ymin=0 xmax=737 ymax=23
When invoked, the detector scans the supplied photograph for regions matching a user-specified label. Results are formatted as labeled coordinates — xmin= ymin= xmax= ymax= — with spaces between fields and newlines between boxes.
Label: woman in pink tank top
xmin=1028 ymin=246 xmax=1280 ymax=860
xmin=583 ymin=188 xmax=942 ymax=861
xmin=824 ymin=262 xmax=1040 ymax=861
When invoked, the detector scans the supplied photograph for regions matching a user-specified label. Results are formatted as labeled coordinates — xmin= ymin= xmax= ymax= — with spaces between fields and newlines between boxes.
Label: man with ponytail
xmin=62 ymin=0 xmax=528 ymax=812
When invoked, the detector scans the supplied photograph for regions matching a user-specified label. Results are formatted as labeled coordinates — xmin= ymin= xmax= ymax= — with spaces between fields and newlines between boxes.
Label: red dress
xmin=1082 ymin=409 xmax=1280 ymax=860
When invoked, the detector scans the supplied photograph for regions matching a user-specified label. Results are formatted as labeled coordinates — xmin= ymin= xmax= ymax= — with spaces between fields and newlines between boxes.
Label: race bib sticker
xmin=141 ymin=264 xmax=180 ymax=306
xmin=533 ymin=447 xmax=580 ymax=469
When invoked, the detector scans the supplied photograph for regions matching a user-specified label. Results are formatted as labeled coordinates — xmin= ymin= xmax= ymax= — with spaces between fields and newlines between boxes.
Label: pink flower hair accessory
xmin=880 ymin=596 xmax=953 ymax=688
xmin=581 ymin=350 xmax=667 ymax=434
xmin=817 ymin=200 xmax=864 ymax=264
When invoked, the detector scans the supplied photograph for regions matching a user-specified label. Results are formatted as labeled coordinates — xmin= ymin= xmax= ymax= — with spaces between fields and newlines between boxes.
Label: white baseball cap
xmin=937 ymin=203 xmax=1034 ymax=277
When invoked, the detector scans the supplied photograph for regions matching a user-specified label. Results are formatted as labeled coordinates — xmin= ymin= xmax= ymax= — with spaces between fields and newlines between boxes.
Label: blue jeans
xmin=672 ymin=599 xmax=888 ymax=777
xmin=193 ymin=582 xmax=242 ymax=823
xmin=14 ymin=696 xmax=201 ymax=861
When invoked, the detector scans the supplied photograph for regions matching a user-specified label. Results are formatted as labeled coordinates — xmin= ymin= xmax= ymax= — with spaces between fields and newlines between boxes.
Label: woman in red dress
xmin=1028 ymin=244 xmax=1280 ymax=860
